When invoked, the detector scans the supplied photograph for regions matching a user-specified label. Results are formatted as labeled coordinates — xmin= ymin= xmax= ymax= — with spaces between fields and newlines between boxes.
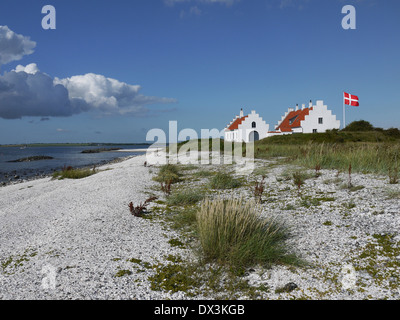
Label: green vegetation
xmin=166 ymin=189 xmax=206 ymax=206
xmin=152 ymin=164 xmax=181 ymax=185
xmin=209 ymin=171 xmax=242 ymax=189
xmin=356 ymin=233 xmax=400 ymax=287
xmin=196 ymin=198 xmax=301 ymax=273
xmin=149 ymin=262 xmax=200 ymax=294
xmin=148 ymin=259 xmax=270 ymax=299
xmin=168 ymin=238 xmax=186 ymax=248
xmin=114 ymin=269 xmax=133 ymax=277
xmin=1 ymin=248 xmax=38 ymax=275
xmin=52 ymin=166 xmax=97 ymax=180
xmin=254 ymin=139 xmax=400 ymax=176
xmin=164 ymin=206 xmax=198 ymax=234
xmin=342 ymin=120 xmax=375 ymax=132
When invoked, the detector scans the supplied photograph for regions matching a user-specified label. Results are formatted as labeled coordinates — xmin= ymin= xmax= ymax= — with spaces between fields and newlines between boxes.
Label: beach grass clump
xmin=152 ymin=164 xmax=181 ymax=185
xmin=153 ymin=164 xmax=182 ymax=195
xmin=196 ymin=198 xmax=300 ymax=273
xmin=166 ymin=189 xmax=206 ymax=206
xmin=209 ymin=172 xmax=242 ymax=189
xmin=52 ymin=166 xmax=96 ymax=180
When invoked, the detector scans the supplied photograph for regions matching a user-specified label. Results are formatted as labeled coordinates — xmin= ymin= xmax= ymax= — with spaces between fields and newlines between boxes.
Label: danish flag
xmin=344 ymin=92 xmax=359 ymax=107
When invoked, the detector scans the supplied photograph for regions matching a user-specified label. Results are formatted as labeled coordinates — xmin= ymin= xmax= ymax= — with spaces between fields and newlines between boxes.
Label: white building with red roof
xmin=224 ymin=100 xmax=340 ymax=143
xmin=224 ymin=108 xmax=269 ymax=143
xmin=272 ymin=100 xmax=340 ymax=135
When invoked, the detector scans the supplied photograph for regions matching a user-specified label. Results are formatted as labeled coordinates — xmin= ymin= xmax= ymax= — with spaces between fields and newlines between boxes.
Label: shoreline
xmin=0 ymin=154 xmax=141 ymax=187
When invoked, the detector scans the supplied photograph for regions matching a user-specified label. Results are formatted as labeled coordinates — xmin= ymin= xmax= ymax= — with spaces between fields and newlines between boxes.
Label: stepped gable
xmin=276 ymin=107 xmax=313 ymax=132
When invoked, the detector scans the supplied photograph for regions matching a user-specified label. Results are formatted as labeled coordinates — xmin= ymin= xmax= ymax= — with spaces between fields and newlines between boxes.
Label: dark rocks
xmin=81 ymin=148 xmax=119 ymax=154
xmin=7 ymin=156 xmax=54 ymax=163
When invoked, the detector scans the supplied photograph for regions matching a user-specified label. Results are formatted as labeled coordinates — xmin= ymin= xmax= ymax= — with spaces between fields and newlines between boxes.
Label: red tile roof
xmin=276 ymin=107 xmax=313 ymax=132
xmin=227 ymin=116 xmax=248 ymax=131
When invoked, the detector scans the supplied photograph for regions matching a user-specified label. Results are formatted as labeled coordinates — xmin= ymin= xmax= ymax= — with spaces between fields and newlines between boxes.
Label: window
xmin=289 ymin=116 xmax=298 ymax=125
xmin=313 ymin=129 xmax=318 ymax=133
xmin=318 ymin=117 xmax=323 ymax=124
xmin=252 ymin=121 xmax=256 ymax=128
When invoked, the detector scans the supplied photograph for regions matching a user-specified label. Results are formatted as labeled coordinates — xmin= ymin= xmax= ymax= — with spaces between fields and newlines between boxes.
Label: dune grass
xmin=166 ymin=189 xmax=206 ymax=206
xmin=52 ymin=166 xmax=97 ymax=180
xmin=196 ymin=197 xmax=301 ymax=273
xmin=152 ymin=164 xmax=181 ymax=184
xmin=209 ymin=172 xmax=242 ymax=189
xmin=254 ymin=140 xmax=400 ymax=176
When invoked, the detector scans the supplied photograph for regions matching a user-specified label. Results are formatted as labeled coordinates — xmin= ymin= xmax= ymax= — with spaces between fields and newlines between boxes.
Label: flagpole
xmin=343 ymin=92 xmax=346 ymax=129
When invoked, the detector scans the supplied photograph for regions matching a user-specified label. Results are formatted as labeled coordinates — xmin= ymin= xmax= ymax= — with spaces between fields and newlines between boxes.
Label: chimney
xmin=240 ymin=108 xmax=244 ymax=118
xmin=302 ymin=104 xmax=305 ymax=110
xmin=295 ymin=104 xmax=299 ymax=111
xmin=309 ymin=100 xmax=313 ymax=108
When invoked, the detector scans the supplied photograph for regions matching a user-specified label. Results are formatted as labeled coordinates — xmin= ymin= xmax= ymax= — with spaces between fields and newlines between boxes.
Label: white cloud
xmin=0 ymin=27 xmax=177 ymax=119
xmin=14 ymin=63 xmax=40 ymax=74
xmin=0 ymin=26 xmax=36 ymax=66
xmin=54 ymin=73 xmax=177 ymax=116
xmin=0 ymin=65 xmax=177 ymax=119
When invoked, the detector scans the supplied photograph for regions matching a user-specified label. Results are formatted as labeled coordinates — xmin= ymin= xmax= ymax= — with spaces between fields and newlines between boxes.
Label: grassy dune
xmin=170 ymin=129 xmax=400 ymax=176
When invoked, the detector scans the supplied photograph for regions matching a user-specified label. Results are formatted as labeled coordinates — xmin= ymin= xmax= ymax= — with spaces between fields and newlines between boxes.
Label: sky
xmin=0 ymin=0 xmax=399 ymax=144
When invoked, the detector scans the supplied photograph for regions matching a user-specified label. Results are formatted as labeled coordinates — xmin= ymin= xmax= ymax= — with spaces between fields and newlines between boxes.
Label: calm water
xmin=0 ymin=145 xmax=147 ymax=184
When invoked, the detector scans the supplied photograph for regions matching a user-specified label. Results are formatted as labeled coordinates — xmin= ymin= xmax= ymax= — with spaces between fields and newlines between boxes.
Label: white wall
xmin=224 ymin=110 xmax=269 ymax=143
xmin=237 ymin=110 xmax=269 ymax=143
xmin=301 ymin=100 xmax=341 ymax=133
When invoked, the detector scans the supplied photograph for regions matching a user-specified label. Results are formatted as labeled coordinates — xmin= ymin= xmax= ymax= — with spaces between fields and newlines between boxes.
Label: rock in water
xmin=7 ymin=156 xmax=54 ymax=163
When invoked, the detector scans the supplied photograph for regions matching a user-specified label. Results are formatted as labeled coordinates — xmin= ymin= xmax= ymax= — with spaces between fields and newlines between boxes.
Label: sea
xmin=0 ymin=144 xmax=148 ymax=185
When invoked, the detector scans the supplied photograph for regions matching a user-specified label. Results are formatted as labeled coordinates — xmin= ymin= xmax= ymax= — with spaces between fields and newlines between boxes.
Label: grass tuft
xmin=166 ymin=189 xmax=206 ymax=206
xmin=52 ymin=166 xmax=97 ymax=180
xmin=196 ymin=197 xmax=301 ymax=273
xmin=209 ymin=172 xmax=242 ymax=189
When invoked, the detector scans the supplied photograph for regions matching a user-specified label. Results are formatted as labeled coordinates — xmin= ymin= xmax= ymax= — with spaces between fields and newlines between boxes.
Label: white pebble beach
xmin=1 ymin=151 xmax=400 ymax=300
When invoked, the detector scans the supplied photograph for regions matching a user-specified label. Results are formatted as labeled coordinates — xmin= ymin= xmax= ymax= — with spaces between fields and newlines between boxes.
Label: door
xmin=249 ymin=131 xmax=259 ymax=142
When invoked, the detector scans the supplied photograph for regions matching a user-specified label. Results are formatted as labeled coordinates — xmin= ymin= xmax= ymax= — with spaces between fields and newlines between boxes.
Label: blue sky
xmin=0 ymin=0 xmax=399 ymax=144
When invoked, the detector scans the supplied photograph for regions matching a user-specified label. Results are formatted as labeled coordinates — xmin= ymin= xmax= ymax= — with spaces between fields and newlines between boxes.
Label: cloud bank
xmin=0 ymin=64 xmax=177 ymax=119
xmin=0 ymin=26 xmax=36 ymax=66
xmin=0 ymin=65 xmax=88 ymax=119
xmin=0 ymin=26 xmax=177 ymax=119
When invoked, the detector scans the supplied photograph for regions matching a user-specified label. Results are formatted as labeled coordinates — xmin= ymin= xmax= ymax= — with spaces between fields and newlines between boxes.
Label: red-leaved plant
xmin=129 ymin=196 xmax=158 ymax=217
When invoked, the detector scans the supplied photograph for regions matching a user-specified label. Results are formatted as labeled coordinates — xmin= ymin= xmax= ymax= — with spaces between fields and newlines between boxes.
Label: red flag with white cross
xmin=344 ymin=92 xmax=359 ymax=106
